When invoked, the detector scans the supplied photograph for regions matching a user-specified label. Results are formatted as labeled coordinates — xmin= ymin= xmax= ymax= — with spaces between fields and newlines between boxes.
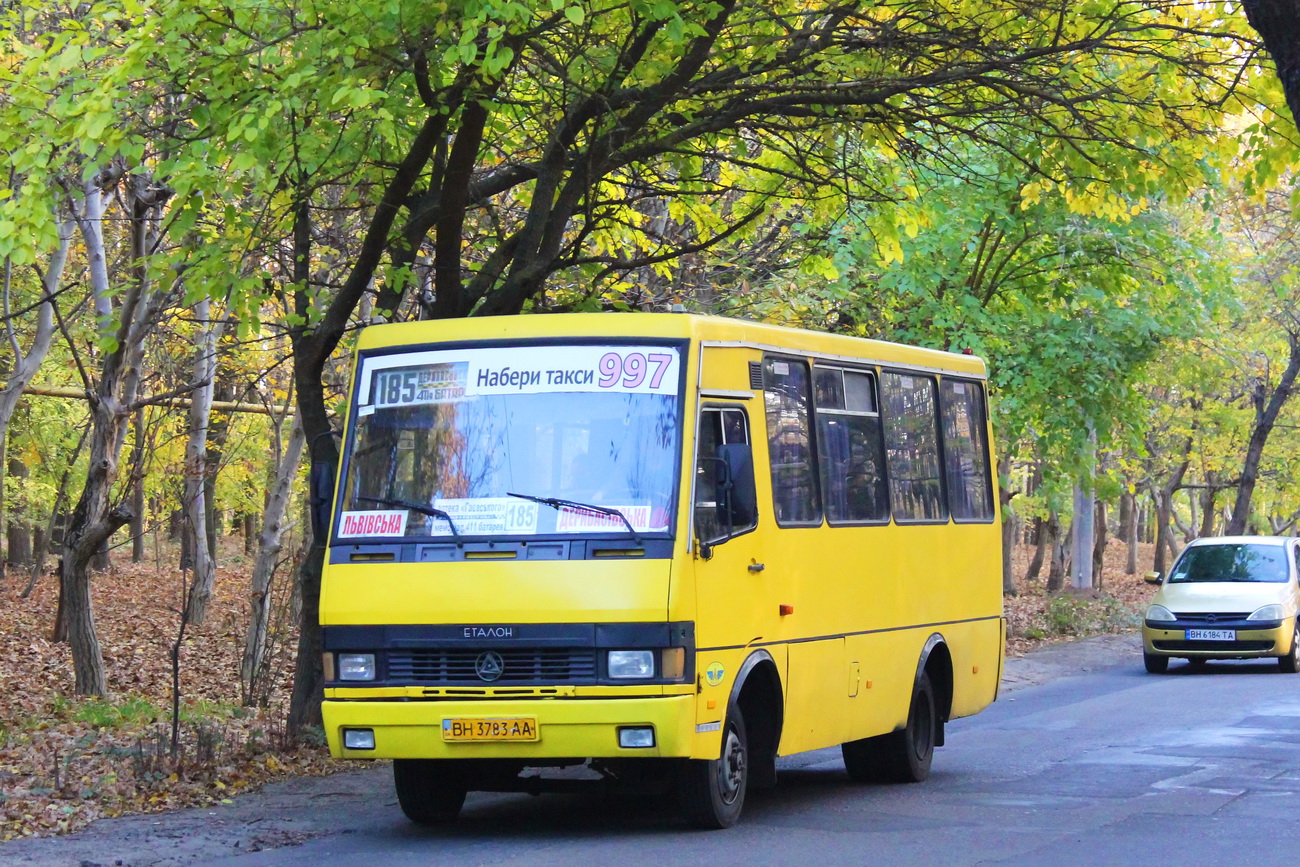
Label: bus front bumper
xmin=323 ymin=695 xmax=698 ymax=760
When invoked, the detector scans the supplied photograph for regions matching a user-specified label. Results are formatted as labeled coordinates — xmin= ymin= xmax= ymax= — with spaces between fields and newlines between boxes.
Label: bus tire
xmin=843 ymin=673 xmax=936 ymax=784
xmin=393 ymin=759 xmax=467 ymax=826
xmin=678 ymin=705 xmax=748 ymax=829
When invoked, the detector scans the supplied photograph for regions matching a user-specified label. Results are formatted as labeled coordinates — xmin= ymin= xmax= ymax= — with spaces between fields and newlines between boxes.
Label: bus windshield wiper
xmin=506 ymin=492 xmax=640 ymax=544
xmin=355 ymin=495 xmax=461 ymax=545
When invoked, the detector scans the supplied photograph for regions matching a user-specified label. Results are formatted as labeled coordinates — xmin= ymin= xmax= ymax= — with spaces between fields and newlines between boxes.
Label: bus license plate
xmin=1186 ymin=629 xmax=1235 ymax=641
xmin=442 ymin=717 xmax=539 ymax=742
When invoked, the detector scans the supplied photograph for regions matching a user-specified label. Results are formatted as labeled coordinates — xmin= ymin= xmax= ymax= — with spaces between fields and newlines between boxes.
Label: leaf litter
xmin=0 ymin=541 xmax=339 ymax=842
xmin=0 ymin=537 xmax=1157 ymax=841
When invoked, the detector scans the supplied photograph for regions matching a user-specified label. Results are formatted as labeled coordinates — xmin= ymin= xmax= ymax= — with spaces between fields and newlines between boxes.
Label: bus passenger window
xmin=764 ymin=358 xmax=822 ymax=526
xmin=880 ymin=372 xmax=948 ymax=523
xmin=939 ymin=380 xmax=994 ymax=521
xmin=695 ymin=408 xmax=757 ymax=543
xmin=814 ymin=368 xmax=888 ymax=523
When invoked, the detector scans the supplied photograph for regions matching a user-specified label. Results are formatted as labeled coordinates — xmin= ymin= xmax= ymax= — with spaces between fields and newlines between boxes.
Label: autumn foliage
xmin=0 ymin=542 xmax=337 ymax=842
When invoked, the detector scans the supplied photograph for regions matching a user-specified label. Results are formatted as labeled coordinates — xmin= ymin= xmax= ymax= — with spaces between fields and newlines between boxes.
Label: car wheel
xmin=393 ymin=759 xmax=468 ymax=826
xmin=1280 ymin=621 xmax=1300 ymax=673
xmin=678 ymin=704 xmax=748 ymax=829
xmin=1143 ymin=652 xmax=1169 ymax=674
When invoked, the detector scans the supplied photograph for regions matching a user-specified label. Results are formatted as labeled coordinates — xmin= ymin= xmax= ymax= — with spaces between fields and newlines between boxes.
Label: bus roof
xmin=354 ymin=313 xmax=987 ymax=378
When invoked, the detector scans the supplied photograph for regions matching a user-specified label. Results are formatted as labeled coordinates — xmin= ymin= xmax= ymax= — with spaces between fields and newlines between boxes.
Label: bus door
xmin=691 ymin=404 xmax=774 ymax=679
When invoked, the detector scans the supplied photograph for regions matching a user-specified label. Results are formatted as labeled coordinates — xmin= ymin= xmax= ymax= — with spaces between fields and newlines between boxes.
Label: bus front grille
xmin=387 ymin=649 xmax=598 ymax=684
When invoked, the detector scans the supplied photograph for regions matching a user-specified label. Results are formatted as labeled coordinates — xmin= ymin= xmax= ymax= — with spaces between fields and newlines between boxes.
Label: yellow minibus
xmin=317 ymin=312 xmax=1003 ymax=828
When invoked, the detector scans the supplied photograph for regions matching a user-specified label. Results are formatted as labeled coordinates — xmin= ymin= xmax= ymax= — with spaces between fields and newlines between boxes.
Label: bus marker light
xmin=660 ymin=647 xmax=686 ymax=680
xmin=865 ymin=681 xmax=873 ymax=689
xmin=972 ymin=665 xmax=979 ymax=674
xmin=779 ymin=604 xmax=794 ymax=616
xmin=706 ymin=699 xmax=717 ymax=709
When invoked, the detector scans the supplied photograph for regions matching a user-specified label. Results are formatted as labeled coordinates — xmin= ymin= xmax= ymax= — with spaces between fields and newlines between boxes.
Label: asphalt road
xmin=6 ymin=634 xmax=1300 ymax=867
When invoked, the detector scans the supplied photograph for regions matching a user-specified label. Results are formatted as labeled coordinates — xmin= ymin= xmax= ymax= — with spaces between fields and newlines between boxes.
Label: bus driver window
xmin=695 ymin=407 xmax=756 ymax=546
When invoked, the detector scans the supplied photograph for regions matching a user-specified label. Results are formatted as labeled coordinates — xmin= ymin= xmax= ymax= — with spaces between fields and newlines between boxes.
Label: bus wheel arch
xmin=728 ymin=650 xmax=783 ymax=790
xmin=915 ymin=633 xmax=953 ymax=747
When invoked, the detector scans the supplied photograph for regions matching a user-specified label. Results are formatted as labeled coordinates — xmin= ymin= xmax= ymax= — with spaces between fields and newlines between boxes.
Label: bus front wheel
xmin=842 ymin=672 xmax=936 ymax=784
xmin=393 ymin=759 xmax=468 ymax=826
xmin=678 ymin=705 xmax=748 ymax=829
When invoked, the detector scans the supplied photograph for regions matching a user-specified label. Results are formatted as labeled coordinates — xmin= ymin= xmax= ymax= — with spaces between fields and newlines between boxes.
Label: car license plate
xmin=1186 ymin=629 xmax=1235 ymax=641
xmin=442 ymin=717 xmax=538 ymax=742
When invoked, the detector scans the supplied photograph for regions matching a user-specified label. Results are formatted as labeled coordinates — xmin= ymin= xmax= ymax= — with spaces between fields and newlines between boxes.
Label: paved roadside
xmin=0 ymin=633 xmax=1144 ymax=867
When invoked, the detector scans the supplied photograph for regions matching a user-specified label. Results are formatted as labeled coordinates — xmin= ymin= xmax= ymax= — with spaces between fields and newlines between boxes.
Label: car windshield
xmin=1167 ymin=544 xmax=1290 ymax=584
xmin=337 ymin=343 xmax=682 ymax=540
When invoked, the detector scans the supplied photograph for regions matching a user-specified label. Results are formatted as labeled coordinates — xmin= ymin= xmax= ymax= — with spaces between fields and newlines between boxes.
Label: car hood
xmin=1155 ymin=580 xmax=1292 ymax=615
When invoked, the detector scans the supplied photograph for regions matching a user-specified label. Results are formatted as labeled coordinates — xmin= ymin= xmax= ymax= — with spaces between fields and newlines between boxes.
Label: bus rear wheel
xmin=678 ymin=705 xmax=748 ymax=829
xmin=393 ymin=759 xmax=468 ymax=826
xmin=842 ymin=672 xmax=936 ymax=784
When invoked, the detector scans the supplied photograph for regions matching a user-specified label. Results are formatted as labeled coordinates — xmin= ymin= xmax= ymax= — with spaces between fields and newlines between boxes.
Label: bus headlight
xmin=608 ymin=650 xmax=655 ymax=679
xmin=338 ymin=653 xmax=377 ymax=681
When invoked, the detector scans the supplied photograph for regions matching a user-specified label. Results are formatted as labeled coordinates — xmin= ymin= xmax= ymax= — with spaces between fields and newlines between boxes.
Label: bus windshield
xmin=337 ymin=344 xmax=682 ymax=540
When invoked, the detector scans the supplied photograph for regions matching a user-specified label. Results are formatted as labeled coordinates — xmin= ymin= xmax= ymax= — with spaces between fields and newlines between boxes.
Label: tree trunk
xmin=59 ymin=390 xmax=131 ymax=692
xmin=6 ymin=456 xmax=32 ymax=567
xmin=130 ymin=409 xmax=147 ymax=562
xmin=1242 ymin=1 xmax=1300 ymax=129
xmin=183 ymin=297 xmax=227 ymax=625
xmin=1092 ymin=499 xmax=1107 ymax=589
xmin=1122 ymin=491 xmax=1138 ymax=575
xmin=242 ymin=414 xmax=305 ymax=706
xmin=1227 ymin=330 xmax=1300 ymax=534
xmin=25 ymin=423 xmax=89 ymax=598
xmin=1025 ymin=517 xmax=1047 ymax=581
xmin=0 ymin=220 xmax=72 ymax=580
xmin=205 ymin=379 xmax=235 ymax=560
xmin=286 ymin=366 xmax=333 ymax=736
xmin=1046 ymin=511 xmax=1066 ymax=592
xmin=1072 ymin=480 xmax=1095 ymax=591
xmin=1199 ymin=482 xmax=1218 ymax=539
xmin=58 ymin=166 xmax=169 ymax=694
xmin=999 ymin=455 xmax=1016 ymax=596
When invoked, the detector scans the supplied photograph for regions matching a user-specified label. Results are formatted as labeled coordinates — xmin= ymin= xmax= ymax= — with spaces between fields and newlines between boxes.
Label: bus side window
xmin=695 ymin=407 xmax=757 ymax=544
xmin=763 ymin=357 xmax=822 ymax=526
xmin=880 ymin=372 xmax=948 ymax=523
xmin=814 ymin=367 xmax=889 ymax=523
xmin=939 ymin=380 xmax=994 ymax=521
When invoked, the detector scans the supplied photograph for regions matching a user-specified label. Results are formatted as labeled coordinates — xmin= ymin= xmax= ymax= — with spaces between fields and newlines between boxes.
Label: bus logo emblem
xmin=475 ymin=651 xmax=505 ymax=682
xmin=705 ymin=662 xmax=725 ymax=687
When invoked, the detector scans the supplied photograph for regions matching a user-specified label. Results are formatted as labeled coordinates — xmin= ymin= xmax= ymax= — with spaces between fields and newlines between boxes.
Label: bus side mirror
xmin=1143 ymin=571 xmax=1162 ymax=585
xmin=309 ymin=460 xmax=336 ymax=542
xmin=716 ymin=443 xmax=757 ymax=530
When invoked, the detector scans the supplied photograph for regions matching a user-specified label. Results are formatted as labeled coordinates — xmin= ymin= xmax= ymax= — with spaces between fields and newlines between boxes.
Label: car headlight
xmin=608 ymin=650 xmax=655 ymax=679
xmin=1145 ymin=604 xmax=1176 ymax=622
xmin=1248 ymin=604 xmax=1286 ymax=622
xmin=338 ymin=653 xmax=377 ymax=681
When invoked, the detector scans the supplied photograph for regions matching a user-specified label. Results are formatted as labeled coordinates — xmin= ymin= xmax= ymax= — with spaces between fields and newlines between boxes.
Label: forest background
xmin=6 ymin=0 xmax=1300 ymax=841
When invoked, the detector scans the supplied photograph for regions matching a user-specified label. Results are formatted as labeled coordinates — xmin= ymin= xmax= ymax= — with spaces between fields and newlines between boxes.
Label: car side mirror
xmin=309 ymin=460 xmax=337 ymax=542
xmin=1143 ymin=571 xmax=1162 ymax=585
